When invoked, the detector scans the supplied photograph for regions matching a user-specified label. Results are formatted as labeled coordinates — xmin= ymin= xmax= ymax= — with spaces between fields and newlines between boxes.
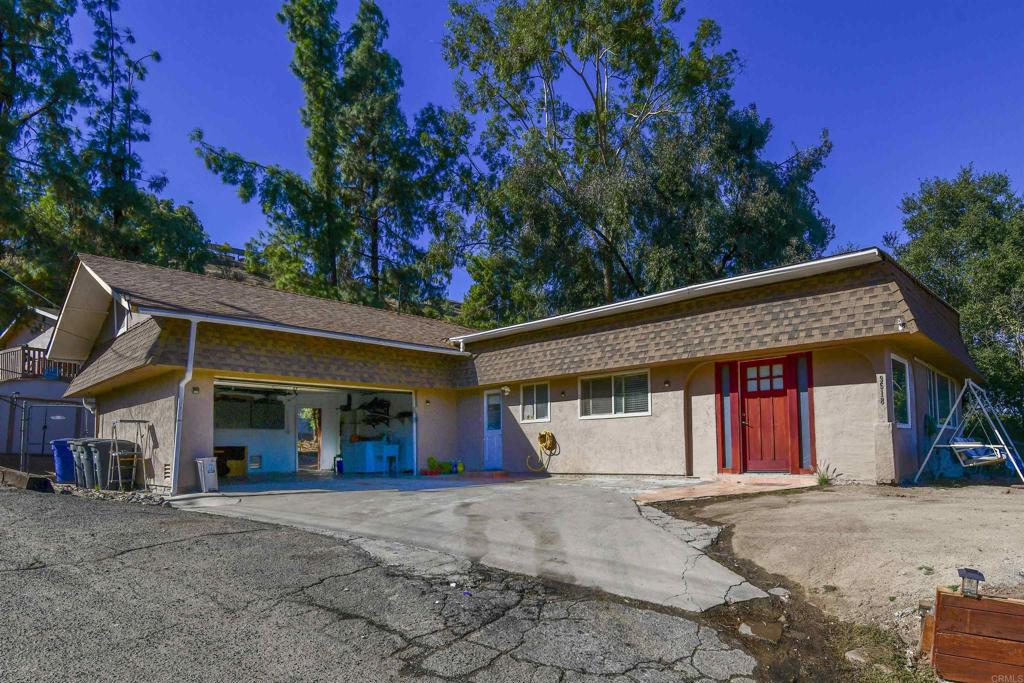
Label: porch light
xmin=192 ymin=387 xmax=200 ymax=395
xmin=501 ymin=385 xmax=511 ymax=396
xmin=957 ymin=567 xmax=984 ymax=598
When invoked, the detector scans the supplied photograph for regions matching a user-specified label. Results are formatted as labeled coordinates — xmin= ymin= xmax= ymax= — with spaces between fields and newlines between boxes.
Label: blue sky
xmin=72 ymin=1 xmax=1024 ymax=300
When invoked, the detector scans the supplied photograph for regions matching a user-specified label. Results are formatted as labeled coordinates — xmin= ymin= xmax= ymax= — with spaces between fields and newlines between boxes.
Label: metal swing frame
xmin=913 ymin=378 xmax=1024 ymax=485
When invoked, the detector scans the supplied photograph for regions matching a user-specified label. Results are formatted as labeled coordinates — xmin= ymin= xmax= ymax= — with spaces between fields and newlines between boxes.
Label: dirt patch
xmin=664 ymin=503 xmax=931 ymax=681
xmin=697 ymin=522 xmax=858 ymax=681
xmin=657 ymin=484 xmax=1024 ymax=681
xmin=660 ymin=484 xmax=1024 ymax=639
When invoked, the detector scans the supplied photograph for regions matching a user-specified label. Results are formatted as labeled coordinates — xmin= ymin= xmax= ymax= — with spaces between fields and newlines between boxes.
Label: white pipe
xmin=170 ymin=319 xmax=198 ymax=495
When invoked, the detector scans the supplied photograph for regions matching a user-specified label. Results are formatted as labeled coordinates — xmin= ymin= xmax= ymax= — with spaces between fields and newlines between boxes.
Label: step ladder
xmin=108 ymin=420 xmax=153 ymax=491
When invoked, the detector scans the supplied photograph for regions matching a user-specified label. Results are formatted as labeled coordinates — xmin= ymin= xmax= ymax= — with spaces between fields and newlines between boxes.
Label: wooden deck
xmin=0 ymin=346 xmax=79 ymax=382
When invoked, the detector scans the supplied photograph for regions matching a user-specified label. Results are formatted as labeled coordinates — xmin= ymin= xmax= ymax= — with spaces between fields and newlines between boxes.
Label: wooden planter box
xmin=924 ymin=587 xmax=1024 ymax=682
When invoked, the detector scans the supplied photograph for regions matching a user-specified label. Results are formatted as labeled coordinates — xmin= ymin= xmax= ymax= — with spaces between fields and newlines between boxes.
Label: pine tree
xmin=196 ymin=0 xmax=467 ymax=314
xmin=0 ymin=0 xmax=208 ymax=324
xmin=0 ymin=0 xmax=82 ymax=320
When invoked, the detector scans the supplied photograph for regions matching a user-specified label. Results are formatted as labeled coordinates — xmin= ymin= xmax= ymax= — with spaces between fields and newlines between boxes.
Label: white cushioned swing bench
xmin=914 ymin=379 xmax=1024 ymax=485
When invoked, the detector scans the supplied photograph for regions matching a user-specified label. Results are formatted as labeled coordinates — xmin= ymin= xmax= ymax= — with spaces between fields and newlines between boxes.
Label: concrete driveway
xmin=173 ymin=477 xmax=765 ymax=612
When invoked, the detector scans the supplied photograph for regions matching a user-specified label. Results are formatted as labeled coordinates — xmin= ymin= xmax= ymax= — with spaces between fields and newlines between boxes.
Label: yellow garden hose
xmin=527 ymin=430 xmax=559 ymax=472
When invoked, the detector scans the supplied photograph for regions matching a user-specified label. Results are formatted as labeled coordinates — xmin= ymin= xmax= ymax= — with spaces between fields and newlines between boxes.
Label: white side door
xmin=483 ymin=391 xmax=503 ymax=470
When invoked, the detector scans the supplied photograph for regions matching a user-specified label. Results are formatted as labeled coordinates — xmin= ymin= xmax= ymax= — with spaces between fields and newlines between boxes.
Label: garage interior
xmin=212 ymin=380 xmax=416 ymax=479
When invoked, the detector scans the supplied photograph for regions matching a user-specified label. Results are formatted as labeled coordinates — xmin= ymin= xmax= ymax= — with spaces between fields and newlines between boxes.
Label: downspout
xmin=170 ymin=319 xmax=198 ymax=496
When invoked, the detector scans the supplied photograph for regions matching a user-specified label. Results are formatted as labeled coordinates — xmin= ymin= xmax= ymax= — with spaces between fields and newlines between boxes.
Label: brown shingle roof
xmin=459 ymin=260 xmax=977 ymax=386
xmin=78 ymin=254 xmax=472 ymax=351
xmin=65 ymin=317 xmax=169 ymax=395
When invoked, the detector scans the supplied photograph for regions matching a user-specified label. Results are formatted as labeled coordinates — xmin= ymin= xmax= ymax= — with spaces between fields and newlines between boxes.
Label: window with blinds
xmin=580 ymin=371 xmax=650 ymax=417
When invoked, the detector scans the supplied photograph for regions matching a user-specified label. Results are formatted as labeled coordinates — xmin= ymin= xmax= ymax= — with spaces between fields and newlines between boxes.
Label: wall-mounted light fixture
xmin=560 ymin=390 xmax=566 ymax=398
xmin=663 ymin=379 xmax=670 ymax=388
xmin=191 ymin=387 xmax=200 ymax=395
xmin=501 ymin=385 xmax=511 ymax=396
xmin=424 ymin=399 xmax=431 ymax=407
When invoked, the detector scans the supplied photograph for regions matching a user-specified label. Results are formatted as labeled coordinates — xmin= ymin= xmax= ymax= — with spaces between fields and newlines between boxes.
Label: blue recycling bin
xmin=50 ymin=439 xmax=76 ymax=484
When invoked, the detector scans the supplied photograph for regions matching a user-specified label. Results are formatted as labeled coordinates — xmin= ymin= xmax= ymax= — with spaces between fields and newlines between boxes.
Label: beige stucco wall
xmin=457 ymin=347 xmax=895 ymax=481
xmin=177 ymin=371 xmax=214 ymax=492
xmin=498 ymin=366 xmax=688 ymax=475
xmin=90 ymin=335 xmax=964 ymax=490
xmin=455 ymin=390 xmax=484 ymax=470
xmin=95 ymin=370 xmax=181 ymax=491
xmin=811 ymin=346 xmax=884 ymax=483
xmin=687 ymin=364 xmax=719 ymax=480
xmin=415 ymin=387 xmax=459 ymax=472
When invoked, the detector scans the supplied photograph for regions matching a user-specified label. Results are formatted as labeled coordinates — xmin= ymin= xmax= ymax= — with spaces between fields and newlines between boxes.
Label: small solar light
xmin=957 ymin=567 xmax=985 ymax=598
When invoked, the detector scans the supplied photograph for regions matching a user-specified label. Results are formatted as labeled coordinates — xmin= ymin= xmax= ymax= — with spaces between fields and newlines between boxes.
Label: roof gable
xmin=51 ymin=254 xmax=472 ymax=360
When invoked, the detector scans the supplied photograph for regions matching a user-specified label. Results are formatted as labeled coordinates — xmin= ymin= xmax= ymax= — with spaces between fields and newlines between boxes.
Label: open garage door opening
xmin=212 ymin=380 xmax=416 ymax=480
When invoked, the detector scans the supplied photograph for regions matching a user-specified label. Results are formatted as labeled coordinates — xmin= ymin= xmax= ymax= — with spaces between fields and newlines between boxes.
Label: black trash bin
xmin=90 ymin=440 xmax=140 ymax=490
xmin=70 ymin=439 xmax=101 ymax=489
xmin=67 ymin=439 xmax=88 ymax=487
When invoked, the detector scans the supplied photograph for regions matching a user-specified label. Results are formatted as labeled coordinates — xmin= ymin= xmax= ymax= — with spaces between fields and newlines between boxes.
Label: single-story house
xmin=47 ymin=249 xmax=978 ymax=493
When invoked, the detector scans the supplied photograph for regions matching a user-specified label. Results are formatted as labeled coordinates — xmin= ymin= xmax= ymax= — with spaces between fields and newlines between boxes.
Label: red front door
xmin=740 ymin=358 xmax=791 ymax=472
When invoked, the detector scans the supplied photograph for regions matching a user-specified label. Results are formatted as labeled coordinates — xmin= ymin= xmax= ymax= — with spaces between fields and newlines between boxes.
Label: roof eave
xmin=451 ymin=248 xmax=884 ymax=344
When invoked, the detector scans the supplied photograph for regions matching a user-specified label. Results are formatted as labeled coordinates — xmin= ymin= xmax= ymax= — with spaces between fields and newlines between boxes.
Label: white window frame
xmin=577 ymin=369 xmax=652 ymax=420
xmin=920 ymin=361 xmax=960 ymax=428
xmin=890 ymin=353 xmax=913 ymax=429
xmin=520 ymin=382 xmax=551 ymax=423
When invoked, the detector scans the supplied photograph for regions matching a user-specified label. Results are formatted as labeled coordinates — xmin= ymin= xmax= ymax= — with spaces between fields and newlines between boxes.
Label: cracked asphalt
xmin=0 ymin=487 xmax=760 ymax=682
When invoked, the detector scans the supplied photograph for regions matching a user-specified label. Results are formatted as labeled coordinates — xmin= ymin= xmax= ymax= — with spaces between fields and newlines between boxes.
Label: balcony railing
xmin=0 ymin=346 xmax=80 ymax=382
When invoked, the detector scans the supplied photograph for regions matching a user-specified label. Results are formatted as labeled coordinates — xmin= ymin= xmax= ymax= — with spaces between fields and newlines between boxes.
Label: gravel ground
xmin=660 ymin=484 xmax=1024 ymax=644
xmin=0 ymin=487 xmax=760 ymax=682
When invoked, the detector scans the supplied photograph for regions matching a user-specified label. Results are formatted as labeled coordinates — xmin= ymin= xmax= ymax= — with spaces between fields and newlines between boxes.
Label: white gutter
xmin=170 ymin=319 xmax=198 ymax=496
xmin=135 ymin=306 xmax=470 ymax=357
xmin=451 ymin=248 xmax=884 ymax=344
